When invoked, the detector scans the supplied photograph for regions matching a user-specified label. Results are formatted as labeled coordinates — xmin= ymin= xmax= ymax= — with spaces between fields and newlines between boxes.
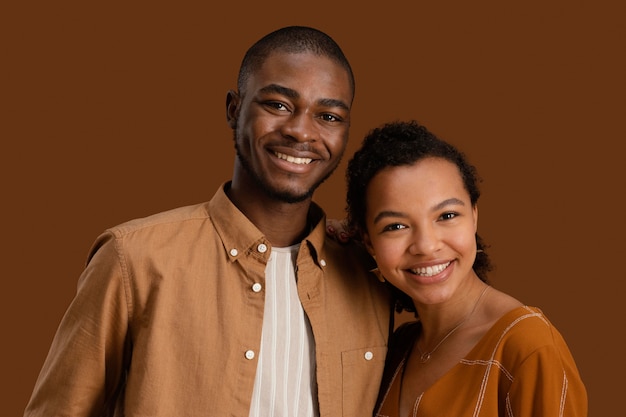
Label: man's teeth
xmin=275 ymin=152 xmax=312 ymax=165
xmin=410 ymin=262 xmax=451 ymax=277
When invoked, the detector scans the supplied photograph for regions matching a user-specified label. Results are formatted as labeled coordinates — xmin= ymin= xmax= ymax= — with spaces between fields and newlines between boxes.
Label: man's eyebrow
xmin=259 ymin=84 xmax=350 ymax=111
xmin=259 ymin=84 xmax=298 ymax=99
xmin=318 ymin=98 xmax=350 ymax=111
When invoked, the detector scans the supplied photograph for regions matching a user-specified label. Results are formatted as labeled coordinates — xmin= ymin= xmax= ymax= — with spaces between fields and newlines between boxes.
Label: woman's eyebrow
xmin=372 ymin=198 xmax=465 ymax=224
xmin=433 ymin=198 xmax=465 ymax=211
xmin=373 ymin=210 xmax=406 ymax=224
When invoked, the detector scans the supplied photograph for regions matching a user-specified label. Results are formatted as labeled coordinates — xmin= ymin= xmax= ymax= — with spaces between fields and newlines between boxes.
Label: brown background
xmin=2 ymin=1 xmax=624 ymax=415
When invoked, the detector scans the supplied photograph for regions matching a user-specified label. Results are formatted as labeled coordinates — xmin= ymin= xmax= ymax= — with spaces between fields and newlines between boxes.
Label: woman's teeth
xmin=410 ymin=262 xmax=451 ymax=277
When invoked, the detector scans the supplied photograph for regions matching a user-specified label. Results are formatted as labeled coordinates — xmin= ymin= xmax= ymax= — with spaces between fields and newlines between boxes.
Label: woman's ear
xmin=226 ymin=90 xmax=240 ymax=129
xmin=362 ymin=232 xmax=375 ymax=257
xmin=473 ymin=204 xmax=479 ymax=232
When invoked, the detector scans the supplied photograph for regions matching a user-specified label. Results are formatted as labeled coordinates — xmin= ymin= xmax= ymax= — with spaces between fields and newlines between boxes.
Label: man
xmin=24 ymin=26 xmax=391 ymax=416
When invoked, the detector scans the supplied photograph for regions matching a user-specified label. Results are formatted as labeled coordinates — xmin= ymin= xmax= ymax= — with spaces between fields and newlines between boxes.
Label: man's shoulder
xmin=107 ymin=202 xmax=211 ymax=238
xmin=322 ymin=237 xmax=376 ymax=272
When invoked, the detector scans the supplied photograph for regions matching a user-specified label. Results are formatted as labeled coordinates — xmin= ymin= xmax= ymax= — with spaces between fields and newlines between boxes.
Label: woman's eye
xmin=440 ymin=212 xmax=458 ymax=221
xmin=382 ymin=223 xmax=406 ymax=232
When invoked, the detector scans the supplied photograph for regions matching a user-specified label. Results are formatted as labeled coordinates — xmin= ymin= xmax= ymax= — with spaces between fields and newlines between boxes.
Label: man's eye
xmin=265 ymin=101 xmax=289 ymax=111
xmin=382 ymin=223 xmax=406 ymax=232
xmin=321 ymin=113 xmax=341 ymax=123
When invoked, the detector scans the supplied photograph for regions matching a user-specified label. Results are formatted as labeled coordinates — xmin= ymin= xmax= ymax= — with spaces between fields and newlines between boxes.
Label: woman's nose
xmin=408 ymin=226 xmax=440 ymax=256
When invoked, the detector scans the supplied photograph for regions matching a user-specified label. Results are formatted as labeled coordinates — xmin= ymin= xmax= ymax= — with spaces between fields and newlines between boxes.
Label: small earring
xmin=369 ymin=267 xmax=386 ymax=283
xmin=476 ymin=249 xmax=484 ymax=253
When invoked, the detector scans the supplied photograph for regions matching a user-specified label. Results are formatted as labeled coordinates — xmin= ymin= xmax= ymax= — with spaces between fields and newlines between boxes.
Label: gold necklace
xmin=416 ymin=285 xmax=490 ymax=363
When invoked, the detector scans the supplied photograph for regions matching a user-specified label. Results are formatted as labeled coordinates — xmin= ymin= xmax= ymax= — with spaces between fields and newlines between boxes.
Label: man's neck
xmin=226 ymin=183 xmax=313 ymax=248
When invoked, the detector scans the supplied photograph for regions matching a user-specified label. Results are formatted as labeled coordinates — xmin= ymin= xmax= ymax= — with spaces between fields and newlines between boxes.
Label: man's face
xmin=227 ymin=51 xmax=353 ymax=203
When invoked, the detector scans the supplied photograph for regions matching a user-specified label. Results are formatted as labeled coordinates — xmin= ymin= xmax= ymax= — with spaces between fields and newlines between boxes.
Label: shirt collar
xmin=208 ymin=182 xmax=327 ymax=264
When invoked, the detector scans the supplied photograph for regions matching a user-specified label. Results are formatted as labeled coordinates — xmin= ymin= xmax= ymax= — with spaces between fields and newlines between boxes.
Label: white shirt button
xmin=252 ymin=283 xmax=262 ymax=292
xmin=230 ymin=248 xmax=238 ymax=257
xmin=245 ymin=350 xmax=255 ymax=360
xmin=364 ymin=351 xmax=374 ymax=361
xmin=257 ymin=243 xmax=268 ymax=253
xmin=320 ymin=259 xmax=327 ymax=267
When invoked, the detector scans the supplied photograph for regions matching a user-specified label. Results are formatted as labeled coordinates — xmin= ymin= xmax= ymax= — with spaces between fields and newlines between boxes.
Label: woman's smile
xmin=408 ymin=261 xmax=451 ymax=277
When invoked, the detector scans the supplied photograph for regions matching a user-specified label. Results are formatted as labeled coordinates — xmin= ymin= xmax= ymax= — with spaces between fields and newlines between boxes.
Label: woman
xmin=344 ymin=120 xmax=587 ymax=416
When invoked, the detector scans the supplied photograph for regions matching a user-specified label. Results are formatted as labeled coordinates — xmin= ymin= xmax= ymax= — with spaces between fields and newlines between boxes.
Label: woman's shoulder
xmin=466 ymin=287 xmax=564 ymax=358
xmin=478 ymin=287 xmax=552 ymax=341
xmin=485 ymin=304 xmax=553 ymax=339
xmin=478 ymin=304 xmax=570 ymax=362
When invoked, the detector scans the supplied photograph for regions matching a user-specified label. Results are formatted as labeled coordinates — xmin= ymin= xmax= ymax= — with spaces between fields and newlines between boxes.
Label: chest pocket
xmin=341 ymin=345 xmax=388 ymax=416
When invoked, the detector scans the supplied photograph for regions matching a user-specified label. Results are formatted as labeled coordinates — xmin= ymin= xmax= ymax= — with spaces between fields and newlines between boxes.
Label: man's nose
xmin=281 ymin=111 xmax=318 ymax=142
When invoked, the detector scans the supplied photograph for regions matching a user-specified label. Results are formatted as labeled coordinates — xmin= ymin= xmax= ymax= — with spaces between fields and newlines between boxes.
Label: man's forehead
xmin=246 ymin=52 xmax=353 ymax=100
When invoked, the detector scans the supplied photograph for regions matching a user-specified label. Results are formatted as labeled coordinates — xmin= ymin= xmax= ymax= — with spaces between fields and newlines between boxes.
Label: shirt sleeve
xmin=506 ymin=341 xmax=588 ymax=417
xmin=24 ymin=232 xmax=131 ymax=417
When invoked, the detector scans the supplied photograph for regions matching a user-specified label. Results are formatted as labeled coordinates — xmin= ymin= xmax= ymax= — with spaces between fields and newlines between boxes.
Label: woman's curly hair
xmin=345 ymin=120 xmax=493 ymax=314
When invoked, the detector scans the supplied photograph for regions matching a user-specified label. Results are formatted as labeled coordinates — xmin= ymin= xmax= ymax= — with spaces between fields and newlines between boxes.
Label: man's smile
xmin=274 ymin=151 xmax=313 ymax=165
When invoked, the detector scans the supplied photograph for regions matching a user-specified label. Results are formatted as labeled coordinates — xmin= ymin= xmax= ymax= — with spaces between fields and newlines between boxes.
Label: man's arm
xmin=24 ymin=232 xmax=131 ymax=417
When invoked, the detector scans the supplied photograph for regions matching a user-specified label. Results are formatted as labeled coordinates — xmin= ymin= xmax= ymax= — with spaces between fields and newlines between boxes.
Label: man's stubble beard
xmin=233 ymin=132 xmax=342 ymax=204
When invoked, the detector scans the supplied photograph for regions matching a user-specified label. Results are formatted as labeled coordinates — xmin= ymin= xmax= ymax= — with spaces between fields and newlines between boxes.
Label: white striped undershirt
xmin=248 ymin=244 xmax=319 ymax=417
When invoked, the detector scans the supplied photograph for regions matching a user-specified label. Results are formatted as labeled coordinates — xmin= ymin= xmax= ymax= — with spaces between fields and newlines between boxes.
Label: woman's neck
xmin=416 ymin=279 xmax=490 ymax=348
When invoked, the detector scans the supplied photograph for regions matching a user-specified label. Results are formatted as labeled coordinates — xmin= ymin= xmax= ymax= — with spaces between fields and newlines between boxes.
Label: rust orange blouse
xmin=375 ymin=306 xmax=587 ymax=417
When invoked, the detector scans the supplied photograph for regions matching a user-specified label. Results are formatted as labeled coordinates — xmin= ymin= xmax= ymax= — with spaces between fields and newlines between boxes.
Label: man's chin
xmin=267 ymin=188 xmax=314 ymax=204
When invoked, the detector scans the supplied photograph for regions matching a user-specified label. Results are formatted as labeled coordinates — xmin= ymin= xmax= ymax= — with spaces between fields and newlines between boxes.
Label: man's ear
xmin=226 ymin=90 xmax=240 ymax=129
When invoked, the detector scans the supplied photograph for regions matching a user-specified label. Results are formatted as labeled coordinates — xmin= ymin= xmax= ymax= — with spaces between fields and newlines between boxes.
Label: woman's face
xmin=363 ymin=157 xmax=479 ymax=307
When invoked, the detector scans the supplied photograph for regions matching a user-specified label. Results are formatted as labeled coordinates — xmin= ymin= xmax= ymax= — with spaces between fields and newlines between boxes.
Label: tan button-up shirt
xmin=24 ymin=183 xmax=391 ymax=417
